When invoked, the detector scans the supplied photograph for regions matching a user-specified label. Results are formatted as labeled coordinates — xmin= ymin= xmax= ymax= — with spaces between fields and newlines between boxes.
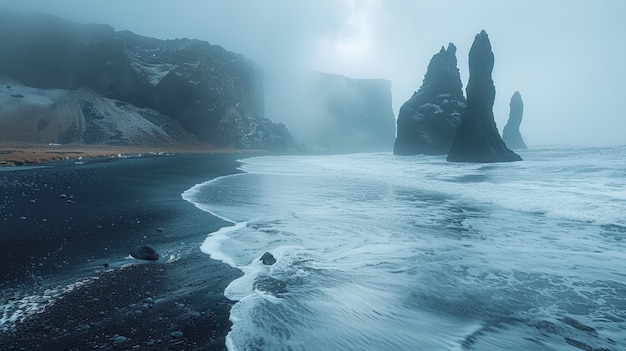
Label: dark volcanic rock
xmin=502 ymin=91 xmax=528 ymax=149
xmin=260 ymin=252 xmax=277 ymax=265
xmin=212 ymin=107 xmax=298 ymax=152
xmin=0 ymin=12 xmax=266 ymax=144
xmin=447 ymin=31 xmax=522 ymax=163
xmin=394 ymin=43 xmax=466 ymax=155
xmin=130 ymin=245 xmax=159 ymax=261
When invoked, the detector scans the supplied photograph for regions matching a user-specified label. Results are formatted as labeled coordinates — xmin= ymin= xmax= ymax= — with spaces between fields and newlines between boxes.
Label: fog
xmin=2 ymin=0 xmax=625 ymax=146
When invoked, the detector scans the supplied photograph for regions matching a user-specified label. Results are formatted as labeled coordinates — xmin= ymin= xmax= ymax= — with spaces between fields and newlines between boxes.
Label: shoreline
xmin=0 ymin=153 xmax=246 ymax=350
xmin=0 ymin=142 xmax=263 ymax=167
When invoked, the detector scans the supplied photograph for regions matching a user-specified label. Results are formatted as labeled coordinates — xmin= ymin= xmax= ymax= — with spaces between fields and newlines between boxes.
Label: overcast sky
xmin=2 ymin=0 xmax=625 ymax=146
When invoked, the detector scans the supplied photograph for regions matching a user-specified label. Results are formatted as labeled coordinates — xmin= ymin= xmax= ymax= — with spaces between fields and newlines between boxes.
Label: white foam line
xmin=200 ymin=221 xmax=248 ymax=268
xmin=181 ymin=174 xmax=245 ymax=224
xmin=0 ymin=277 xmax=97 ymax=331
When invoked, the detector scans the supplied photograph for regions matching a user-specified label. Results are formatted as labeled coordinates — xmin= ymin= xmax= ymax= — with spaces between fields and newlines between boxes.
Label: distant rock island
xmin=502 ymin=91 xmax=528 ymax=149
xmin=447 ymin=31 xmax=522 ymax=163
xmin=394 ymin=43 xmax=466 ymax=155
xmin=0 ymin=12 xmax=296 ymax=151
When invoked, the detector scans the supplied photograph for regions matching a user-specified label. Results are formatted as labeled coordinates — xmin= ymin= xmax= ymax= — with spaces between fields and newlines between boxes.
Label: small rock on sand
xmin=130 ymin=245 xmax=159 ymax=261
xmin=260 ymin=252 xmax=276 ymax=265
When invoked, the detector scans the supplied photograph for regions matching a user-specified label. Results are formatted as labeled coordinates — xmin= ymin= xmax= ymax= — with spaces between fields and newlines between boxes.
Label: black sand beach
xmin=0 ymin=154 xmax=245 ymax=350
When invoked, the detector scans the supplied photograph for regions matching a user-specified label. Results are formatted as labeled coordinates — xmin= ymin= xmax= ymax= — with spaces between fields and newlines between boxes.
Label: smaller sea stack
xmin=447 ymin=30 xmax=522 ymax=163
xmin=502 ymin=91 xmax=528 ymax=149
xmin=394 ymin=43 xmax=466 ymax=156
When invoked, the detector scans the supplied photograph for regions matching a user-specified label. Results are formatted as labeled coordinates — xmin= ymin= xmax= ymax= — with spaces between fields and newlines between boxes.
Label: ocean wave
xmin=183 ymin=146 xmax=626 ymax=350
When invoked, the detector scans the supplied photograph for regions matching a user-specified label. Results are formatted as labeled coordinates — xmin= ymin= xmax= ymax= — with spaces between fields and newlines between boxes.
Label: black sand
xmin=0 ymin=154 xmax=246 ymax=350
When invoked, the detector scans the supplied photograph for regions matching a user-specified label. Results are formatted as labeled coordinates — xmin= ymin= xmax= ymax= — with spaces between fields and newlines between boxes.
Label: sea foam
xmin=184 ymin=147 xmax=626 ymax=351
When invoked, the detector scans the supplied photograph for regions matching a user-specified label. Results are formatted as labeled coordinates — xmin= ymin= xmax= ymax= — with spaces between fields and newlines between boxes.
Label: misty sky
xmin=2 ymin=0 xmax=625 ymax=146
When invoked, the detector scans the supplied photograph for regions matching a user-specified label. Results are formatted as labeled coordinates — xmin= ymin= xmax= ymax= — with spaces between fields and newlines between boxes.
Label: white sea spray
xmin=184 ymin=146 xmax=626 ymax=351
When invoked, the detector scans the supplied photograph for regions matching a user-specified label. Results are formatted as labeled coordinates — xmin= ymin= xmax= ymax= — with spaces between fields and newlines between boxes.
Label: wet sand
xmin=0 ymin=153 xmax=245 ymax=350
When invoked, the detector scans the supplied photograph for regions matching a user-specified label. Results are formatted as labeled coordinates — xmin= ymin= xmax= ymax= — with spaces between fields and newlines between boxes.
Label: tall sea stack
xmin=502 ymin=91 xmax=528 ymax=149
xmin=447 ymin=30 xmax=522 ymax=163
xmin=394 ymin=43 xmax=466 ymax=155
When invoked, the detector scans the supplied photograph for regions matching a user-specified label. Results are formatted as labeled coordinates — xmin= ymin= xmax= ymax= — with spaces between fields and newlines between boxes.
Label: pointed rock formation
xmin=394 ymin=43 xmax=466 ymax=155
xmin=447 ymin=31 xmax=522 ymax=163
xmin=502 ymin=91 xmax=528 ymax=149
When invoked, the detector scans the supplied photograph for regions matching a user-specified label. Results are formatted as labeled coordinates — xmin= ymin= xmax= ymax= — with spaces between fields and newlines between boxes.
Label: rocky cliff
xmin=211 ymin=107 xmax=296 ymax=153
xmin=266 ymin=71 xmax=395 ymax=152
xmin=0 ymin=80 xmax=198 ymax=146
xmin=316 ymin=74 xmax=395 ymax=151
xmin=447 ymin=31 xmax=522 ymax=163
xmin=394 ymin=44 xmax=466 ymax=155
xmin=0 ymin=12 xmax=295 ymax=151
xmin=502 ymin=91 xmax=528 ymax=149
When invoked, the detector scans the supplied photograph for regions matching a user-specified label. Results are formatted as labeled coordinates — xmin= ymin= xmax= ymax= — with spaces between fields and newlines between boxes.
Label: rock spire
xmin=447 ymin=30 xmax=522 ymax=163
xmin=502 ymin=91 xmax=528 ymax=149
xmin=394 ymin=43 xmax=466 ymax=155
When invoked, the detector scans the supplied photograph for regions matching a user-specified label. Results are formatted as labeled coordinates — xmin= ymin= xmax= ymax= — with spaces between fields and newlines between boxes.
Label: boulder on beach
xmin=446 ymin=30 xmax=522 ymax=163
xmin=394 ymin=43 xmax=466 ymax=155
xmin=130 ymin=245 xmax=159 ymax=261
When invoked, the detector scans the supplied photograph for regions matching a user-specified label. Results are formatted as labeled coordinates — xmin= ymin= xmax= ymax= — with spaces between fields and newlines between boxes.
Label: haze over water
xmin=2 ymin=1 xmax=626 ymax=146
xmin=183 ymin=145 xmax=626 ymax=351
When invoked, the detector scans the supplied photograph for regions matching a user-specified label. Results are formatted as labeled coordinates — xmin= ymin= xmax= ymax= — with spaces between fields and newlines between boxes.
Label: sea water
xmin=183 ymin=146 xmax=626 ymax=350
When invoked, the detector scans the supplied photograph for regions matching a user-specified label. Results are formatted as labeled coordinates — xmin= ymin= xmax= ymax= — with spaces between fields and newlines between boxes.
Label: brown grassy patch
xmin=0 ymin=142 xmax=258 ymax=166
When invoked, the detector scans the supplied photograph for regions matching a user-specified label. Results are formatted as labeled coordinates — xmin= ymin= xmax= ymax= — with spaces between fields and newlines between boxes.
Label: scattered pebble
xmin=170 ymin=331 xmax=183 ymax=338
xmin=112 ymin=335 xmax=128 ymax=344
xmin=143 ymin=297 xmax=154 ymax=304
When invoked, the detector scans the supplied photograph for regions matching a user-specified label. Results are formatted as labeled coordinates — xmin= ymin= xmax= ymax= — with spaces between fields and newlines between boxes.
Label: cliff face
xmin=0 ymin=12 xmax=295 ymax=150
xmin=394 ymin=44 xmax=466 ymax=155
xmin=0 ymin=81 xmax=198 ymax=146
xmin=315 ymin=74 xmax=395 ymax=151
xmin=211 ymin=107 xmax=296 ymax=153
xmin=502 ymin=91 xmax=528 ymax=149
xmin=266 ymin=71 xmax=395 ymax=152
xmin=447 ymin=31 xmax=521 ymax=163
